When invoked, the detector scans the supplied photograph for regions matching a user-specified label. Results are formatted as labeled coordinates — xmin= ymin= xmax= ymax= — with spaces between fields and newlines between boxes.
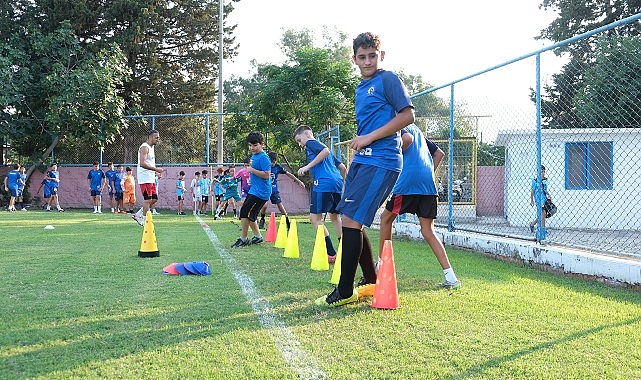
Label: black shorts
xmin=385 ymin=194 xmax=438 ymax=219
xmin=240 ymin=194 xmax=268 ymax=222
xmin=114 ymin=192 xmax=124 ymax=201
xmin=177 ymin=195 xmax=184 ymax=201
xmin=201 ymin=195 xmax=209 ymax=204
xmin=215 ymin=194 xmax=223 ymax=202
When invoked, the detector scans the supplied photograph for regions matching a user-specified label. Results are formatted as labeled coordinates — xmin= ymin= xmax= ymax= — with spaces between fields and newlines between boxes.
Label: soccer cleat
xmin=21 ymin=208 xmax=27 ymax=211
xmin=231 ymin=238 xmax=250 ymax=248
xmin=439 ymin=280 xmax=461 ymax=290
xmin=57 ymin=208 xmax=64 ymax=212
xmin=327 ymin=254 xmax=336 ymax=264
xmin=249 ymin=236 xmax=263 ymax=245
xmin=355 ymin=278 xmax=375 ymax=299
xmin=314 ymin=287 xmax=358 ymax=307
xmin=132 ymin=214 xmax=144 ymax=227
xmin=152 ymin=210 xmax=159 ymax=215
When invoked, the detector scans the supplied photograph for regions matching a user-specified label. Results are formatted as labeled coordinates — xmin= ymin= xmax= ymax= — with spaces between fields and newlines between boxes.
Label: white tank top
xmin=137 ymin=142 xmax=156 ymax=184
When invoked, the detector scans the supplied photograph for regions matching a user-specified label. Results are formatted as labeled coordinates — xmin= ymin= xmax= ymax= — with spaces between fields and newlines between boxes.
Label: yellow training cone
xmin=283 ymin=220 xmax=299 ymax=258
xmin=274 ymin=215 xmax=288 ymax=248
xmin=310 ymin=225 xmax=329 ymax=271
xmin=138 ymin=211 xmax=159 ymax=257
xmin=330 ymin=238 xmax=343 ymax=284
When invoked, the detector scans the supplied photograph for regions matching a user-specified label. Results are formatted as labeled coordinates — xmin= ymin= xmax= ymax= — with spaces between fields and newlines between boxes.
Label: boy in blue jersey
xmin=176 ymin=171 xmax=186 ymax=215
xmin=315 ymin=32 xmax=415 ymax=307
xmin=16 ymin=166 xmax=27 ymax=211
xmin=105 ymin=162 xmax=119 ymax=213
xmin=212 ymin=166 xmax=225 ymax=218
xmin=257 ymin=151 xmax=305 ymax=230
xmin=114 ymin=164 xmax=125 ymax=213
xmin=87 ymin=161 xmax=106 ymax=213
xmin=529 ymin=165 xmax=550 ymax=233
xmin=216 ymin=167 xmax=242 ymax=218
xmin=231 ymin=131 xmax=272 ymax=248
xmin=377 ymin=124 xmax=460 ymax=292
xmin=294 ymin=125 xmax=347 ymax=263
xmin=4 ymin=163 xmax=23 ymax=211
xmin=198 ymin=170 xmax=212 ymax=215
xmin=46 ymin=163 xmax=64 ymax=212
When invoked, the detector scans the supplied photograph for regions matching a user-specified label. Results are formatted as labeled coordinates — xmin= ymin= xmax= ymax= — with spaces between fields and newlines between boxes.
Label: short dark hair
xmin=293 ymin=125 xmax=312 ymax=138
xmin=179 ymin=171 xmax=185 ymax=176
xmin=126 ymin=166 xmax=132 ymax=172
xmin=93 ymin=161 xmax=99 ymax=166
xmin=247 ymin=131 xmax=263 ymax=144
xmin=353 ymin=32 xmax=381 ymax=55
xmin=148 ymin=129 xmax=159 ymax=137
xmin=195 ymin=171 xmax=201 ymax=176
xmin=107 ymin=161 xmax=113 ymax=166
xmin=201 ymin=170 xmax=208 ymax=175
xmin=268 ymin=151 xmax=278 ymax=161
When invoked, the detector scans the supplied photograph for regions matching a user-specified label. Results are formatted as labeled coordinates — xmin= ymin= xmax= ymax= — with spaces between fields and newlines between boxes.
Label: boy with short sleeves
xmin=315 ymin=32 xmax=415 ymax=307
xmin=123 ymin=167 xmax=136 ymax=213
xmin=105 ymin=162 xmax=118 ymax=213
xmin=176 ymin=171 xmax=186 ymax=215
xmin=114 ymin=164 xmax=125 ymax=213
xmin=294 ymin=125 xmax=347 ymax=263
xmin=46 ymin=163 xmax=63 ymax=212
xmin=258 ymin=151 xmax=305 ymax=230
xmin=198 ymin=170 xmax=211 ymax=215
xmin=3 ymin=164 xmax=22 ymax=211
xmin=87 ymin=162 xmax=106 ymax=213
xmin=231 ymin=131 xmax=272 ymax=248
xmin=191 ymin=171 xmax=201 ymax=215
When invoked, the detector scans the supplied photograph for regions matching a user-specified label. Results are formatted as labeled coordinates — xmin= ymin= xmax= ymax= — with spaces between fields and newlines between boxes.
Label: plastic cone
xmin=274 ymin=215 xmax=288 ymax=248
xmin=138 ymin=211 xmax=160 ymax=257
xmin=310 ymin=225 xmax=329 ymax=271
xmin=371 ymin=240 xmax=399 ymax=309
xmin=330 ymin=238 xmax=343 ymax=284
xmin=283 ymin=220 xmax=299 ymax=258
xmin=265 ymin=212 xmax=277 ymax=242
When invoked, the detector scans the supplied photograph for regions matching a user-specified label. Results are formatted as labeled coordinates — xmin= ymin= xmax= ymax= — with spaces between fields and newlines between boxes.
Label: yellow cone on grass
xmin=310 ymin=225 xmax=329 ymax=271
xmin=283 ymin=220 xmax=299 ymax=258
xmin=138 ymin=211 xmax=159 ymax=257
xmin=274 ymin=215 xmax=288 ymax=248
xmin=330 ymin=238 xmax=343 ymax=284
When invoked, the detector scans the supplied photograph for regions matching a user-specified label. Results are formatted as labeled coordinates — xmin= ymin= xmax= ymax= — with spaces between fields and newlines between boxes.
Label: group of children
xmin=86 ymin=161 xmax=138 ymax=214
xmin=185 ymin=165 xmax=246 ymax=218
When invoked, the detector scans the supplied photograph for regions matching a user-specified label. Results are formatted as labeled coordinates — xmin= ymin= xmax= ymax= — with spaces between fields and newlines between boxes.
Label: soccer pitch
xmin=1 ymin=211 xmax=640 ymax=379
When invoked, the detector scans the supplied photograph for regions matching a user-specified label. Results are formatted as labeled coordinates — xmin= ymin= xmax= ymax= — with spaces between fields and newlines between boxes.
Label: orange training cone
xmin=274 ymin=215 xmax=288 ymax=248
xmin=283 ymin=220 xmax=299 ymax=258
xmin=265 ymin=212 xmax=277 ymax=242
xmin=138 ymin=211 xmax=160 ymax=257
xmin=371 ymin=240 xmax=399 ymax=309
xmin=310 ymin=225 xmax=329 ymax=271
xmin=330 ymin=238 xmax=343 ymax=285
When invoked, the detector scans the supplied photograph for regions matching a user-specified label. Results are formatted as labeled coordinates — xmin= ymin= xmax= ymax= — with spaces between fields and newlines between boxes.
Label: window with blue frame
xmin=565 ymin=142 xmax=613 ymax=190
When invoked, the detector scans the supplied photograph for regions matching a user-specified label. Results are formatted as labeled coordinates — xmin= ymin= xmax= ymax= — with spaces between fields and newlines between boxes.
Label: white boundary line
xmin=195 ymin=216 xmax=327 ymax=380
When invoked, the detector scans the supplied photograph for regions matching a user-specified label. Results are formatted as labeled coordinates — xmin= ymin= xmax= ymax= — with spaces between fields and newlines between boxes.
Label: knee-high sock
xmin=359 ymin=230 xmax=377 ymax=284
xmin=337 ymin=226 xmax=362 ymax=297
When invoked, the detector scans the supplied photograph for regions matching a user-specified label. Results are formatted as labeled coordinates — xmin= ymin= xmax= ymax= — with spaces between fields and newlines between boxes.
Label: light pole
xmin=217 ymin=0 xmax=240 ymax=164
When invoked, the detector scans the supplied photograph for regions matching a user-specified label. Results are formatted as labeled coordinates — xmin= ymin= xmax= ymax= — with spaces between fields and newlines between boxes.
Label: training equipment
xmin=310 ymin=225 xmax=329 ymax=271
xmin=138 ymin=211 xmax=159 ymax=257
xmin=44 ymin=225 xmax=55 ymax=230
xmin=330 ymin=239 xmax=343 ymax=285
xmin=274 ymin=215 xmax=288 ymax=248
xmin=371 ymin=240 xmax=399 ymax=309
xmin=265 ymin=212 xmax=277 ymax=242
xmin=283 ymin=220 xmax=299 ymax=258
xmin=162 ymin=263 xmax=180 ymax=275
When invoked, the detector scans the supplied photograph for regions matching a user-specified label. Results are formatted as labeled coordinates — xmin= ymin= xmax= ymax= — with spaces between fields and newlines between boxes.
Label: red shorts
xmin=139 ymin=183 xmax=158 ymax=200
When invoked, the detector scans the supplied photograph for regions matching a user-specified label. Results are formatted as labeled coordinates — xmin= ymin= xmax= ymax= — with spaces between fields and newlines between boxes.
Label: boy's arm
xmin=286 ymin=171 xmax=305 ymax=188
xmin=337 ymin=163 xmax=347 ymax=180
xmin=349 ymin=106 xmax=415 ymax=151
xmin=297 ymin=148 xmax=330 ymax=176
xmin=249 ymin=166 xmax=270 ymax=179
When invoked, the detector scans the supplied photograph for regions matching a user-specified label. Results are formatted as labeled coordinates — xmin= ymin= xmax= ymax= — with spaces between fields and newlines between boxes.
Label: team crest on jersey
xmin=367 ymin=86 xmax=376 ymax=96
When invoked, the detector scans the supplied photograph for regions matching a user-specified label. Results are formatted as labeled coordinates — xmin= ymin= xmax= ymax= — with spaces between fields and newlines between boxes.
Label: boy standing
xmin=315 ymin=32 xmax=414 ymax=307
xmin=46 ymin=163 xmax=64 ymax=212
xmin=133 ymin=130 xmax=164 ymax=226
xmin=16 ymin=166 xmax=27 ymax=211
xmin=198 ymin=170 xmax=212 ymax=215
xmin=234 ymin=156 xmax=251 ymax=209
xmin=176 ymin=171 xmax=186 ymax=215
xmin=190 ymin=171 xmax=201 ymax=215
xmin=105 ymin=162 xmax=118 ymax=213
xmin=230 ymin=131 xmax=272 ymax=248
xmin=87 ymin=161 xmax=106 ymax=213
xmin=377 ymin=124 xmax=460 ymax=294
xmin=294 ymin=125 xmax=346 ymax=263
xmin=212 ymin=166 xmax=225 ymax=217
xmin=217 ymin=167 xmax=242 ymax=218
xmin=123 ymin=167 xmax=136 ymax=213
xmin=257 ymin=151 xmax=305 ymax=230
xmin=114 ymin=164 xmax=125 ymax=213
xmin=4 ymin=164 xmax=22 ymax=211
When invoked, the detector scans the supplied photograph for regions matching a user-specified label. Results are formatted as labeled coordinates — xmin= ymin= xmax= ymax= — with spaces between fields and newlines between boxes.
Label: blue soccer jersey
xmin=88 ymin=169 xmax=105 ymax=191
xmin=105 ymin=169 xmax=118 ymax=192
xmin=198 ymin=177 xmax=211 ymax=195
xmin=249 ymin=151 xmax=272 ymax=201
xmin=304 ymin=139 xmax=343 ymax=193
xmin=353 ymin=69 xmax=413 ymax=172
xmin=176 ymin=179 xmax=185 ymax=197
xmin=5 ymin=169 xmax=20 ymax=190
xmin=392 ymin=124 xmax=437 ymax=196
xmin=47 ymin=170 xmax=60 ymax=189
xmin=269 ymin=164 xmax=287 ymax=195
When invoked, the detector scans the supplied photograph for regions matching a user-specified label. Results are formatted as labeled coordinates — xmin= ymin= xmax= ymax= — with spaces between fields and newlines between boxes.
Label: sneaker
xmin=111 ymin=208 xmax=115 ymax=213
xmin=93 ymin=210 xmax=98 ymax=213
xmin=152 ymin=210 xmax=159 ymax=215
xmin=328 ymin=254 xmax=336 ymax=264
xmin=57 ymin=208 xmax=64 ymax=212
xmin=231 ymin=238 xmax=250 ymax=248
xmin=132 ymin=214 xmax=144 ymax=227
xmin=314 ymin=287 xmax=359 ymax=307
xmin=21 ymin=208 xmax=27 ymax=211
xmin=355 ymin=278 xmax=375 ymax=299
xmin=249 ymin=236 xmax=263 ymax=245
xmin=258 ymin=219 xmax=265 ymax=229
xmin=439 ymin=280 xmax=461 ymax=290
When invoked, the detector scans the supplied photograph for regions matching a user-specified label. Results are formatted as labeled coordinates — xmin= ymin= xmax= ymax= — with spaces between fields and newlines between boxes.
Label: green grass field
xmin=1 ymin=210 xmax=640 ymax=379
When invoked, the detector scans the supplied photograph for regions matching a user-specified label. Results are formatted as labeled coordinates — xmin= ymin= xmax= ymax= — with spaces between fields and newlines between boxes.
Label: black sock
xmin=285 ymin=216 xmax=290 ymax=230
xmin=325 ymin=235 xmax=336 ymax=256
xmin=260 ymin=212 xmax=266 ymax=220
xmin=359 ymin=231 xmax=376 ymax=284
xmin=337 ymin=227 xmax=362 ymax=297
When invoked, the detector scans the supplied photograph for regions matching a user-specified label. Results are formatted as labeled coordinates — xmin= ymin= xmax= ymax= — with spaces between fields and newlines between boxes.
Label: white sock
xmin=443 ymin=268 xmax=458 ymax=283
xmin=136 ymin=208 xmax=143 ymax=217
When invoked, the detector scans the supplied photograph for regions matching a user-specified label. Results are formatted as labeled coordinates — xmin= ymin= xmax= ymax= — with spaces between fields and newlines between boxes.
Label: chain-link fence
xmin=407 ymin=13 xmax=641 ymax=259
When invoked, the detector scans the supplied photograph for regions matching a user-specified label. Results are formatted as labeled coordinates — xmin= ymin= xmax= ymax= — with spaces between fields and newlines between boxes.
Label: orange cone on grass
xmin=330 ymin=238 xmax=343 ymax=285
xmin=371 ymin=240 xmax=399 ymax=309
xmin=138 ymin=211 xmax=160 ymax=257
xmin=265 ymin=212 xmax=277 ymax=242
xmin=310 ymin=225 xmax=329 ymax=271
xmin=274 ymin=215 xmax=288 ymax=248
xmin=283 ymin=220 xmax=299 ymax=258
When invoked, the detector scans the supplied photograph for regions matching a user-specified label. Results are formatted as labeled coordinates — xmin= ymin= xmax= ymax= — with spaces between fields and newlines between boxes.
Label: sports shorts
xmin=310 ymin=191 xmax=341 ymax=215
xmin=385 ymin=194 xmax=438 ymax=219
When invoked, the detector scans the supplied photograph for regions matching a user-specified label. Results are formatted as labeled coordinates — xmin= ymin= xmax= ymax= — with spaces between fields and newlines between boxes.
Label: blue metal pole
xmin=205 ymin=114 xmax=210 ymax=164
xmin=535 ymin=52 xmax=545 ymax=241
xmin=448 ymin=84 xmax=455 ymax=231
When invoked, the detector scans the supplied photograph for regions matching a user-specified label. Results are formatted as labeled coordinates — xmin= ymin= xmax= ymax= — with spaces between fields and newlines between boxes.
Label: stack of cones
xmin=274 ymin=215 xmax=288 ymax=248
xmin=138 ymin=211 xmax=159 ymax=258
xmin=330 ymin=239 xmax=343 ymax=285
xmin=265 ymin=212 xmax=277 ymax=242
xmin=310 ymin=225 xmax=329 ymax=271
xmin=283 ymin=220 xmax=299 ymax=258
xmin=371 ymin=240 xmax=399 ymax=309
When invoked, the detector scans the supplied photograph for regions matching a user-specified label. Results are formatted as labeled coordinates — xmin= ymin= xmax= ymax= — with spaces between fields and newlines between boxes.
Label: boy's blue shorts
xmin=336 ymin=163 xmax=399 ymax=227
xmin=310 ymin=191 xmax=341 ymax=214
